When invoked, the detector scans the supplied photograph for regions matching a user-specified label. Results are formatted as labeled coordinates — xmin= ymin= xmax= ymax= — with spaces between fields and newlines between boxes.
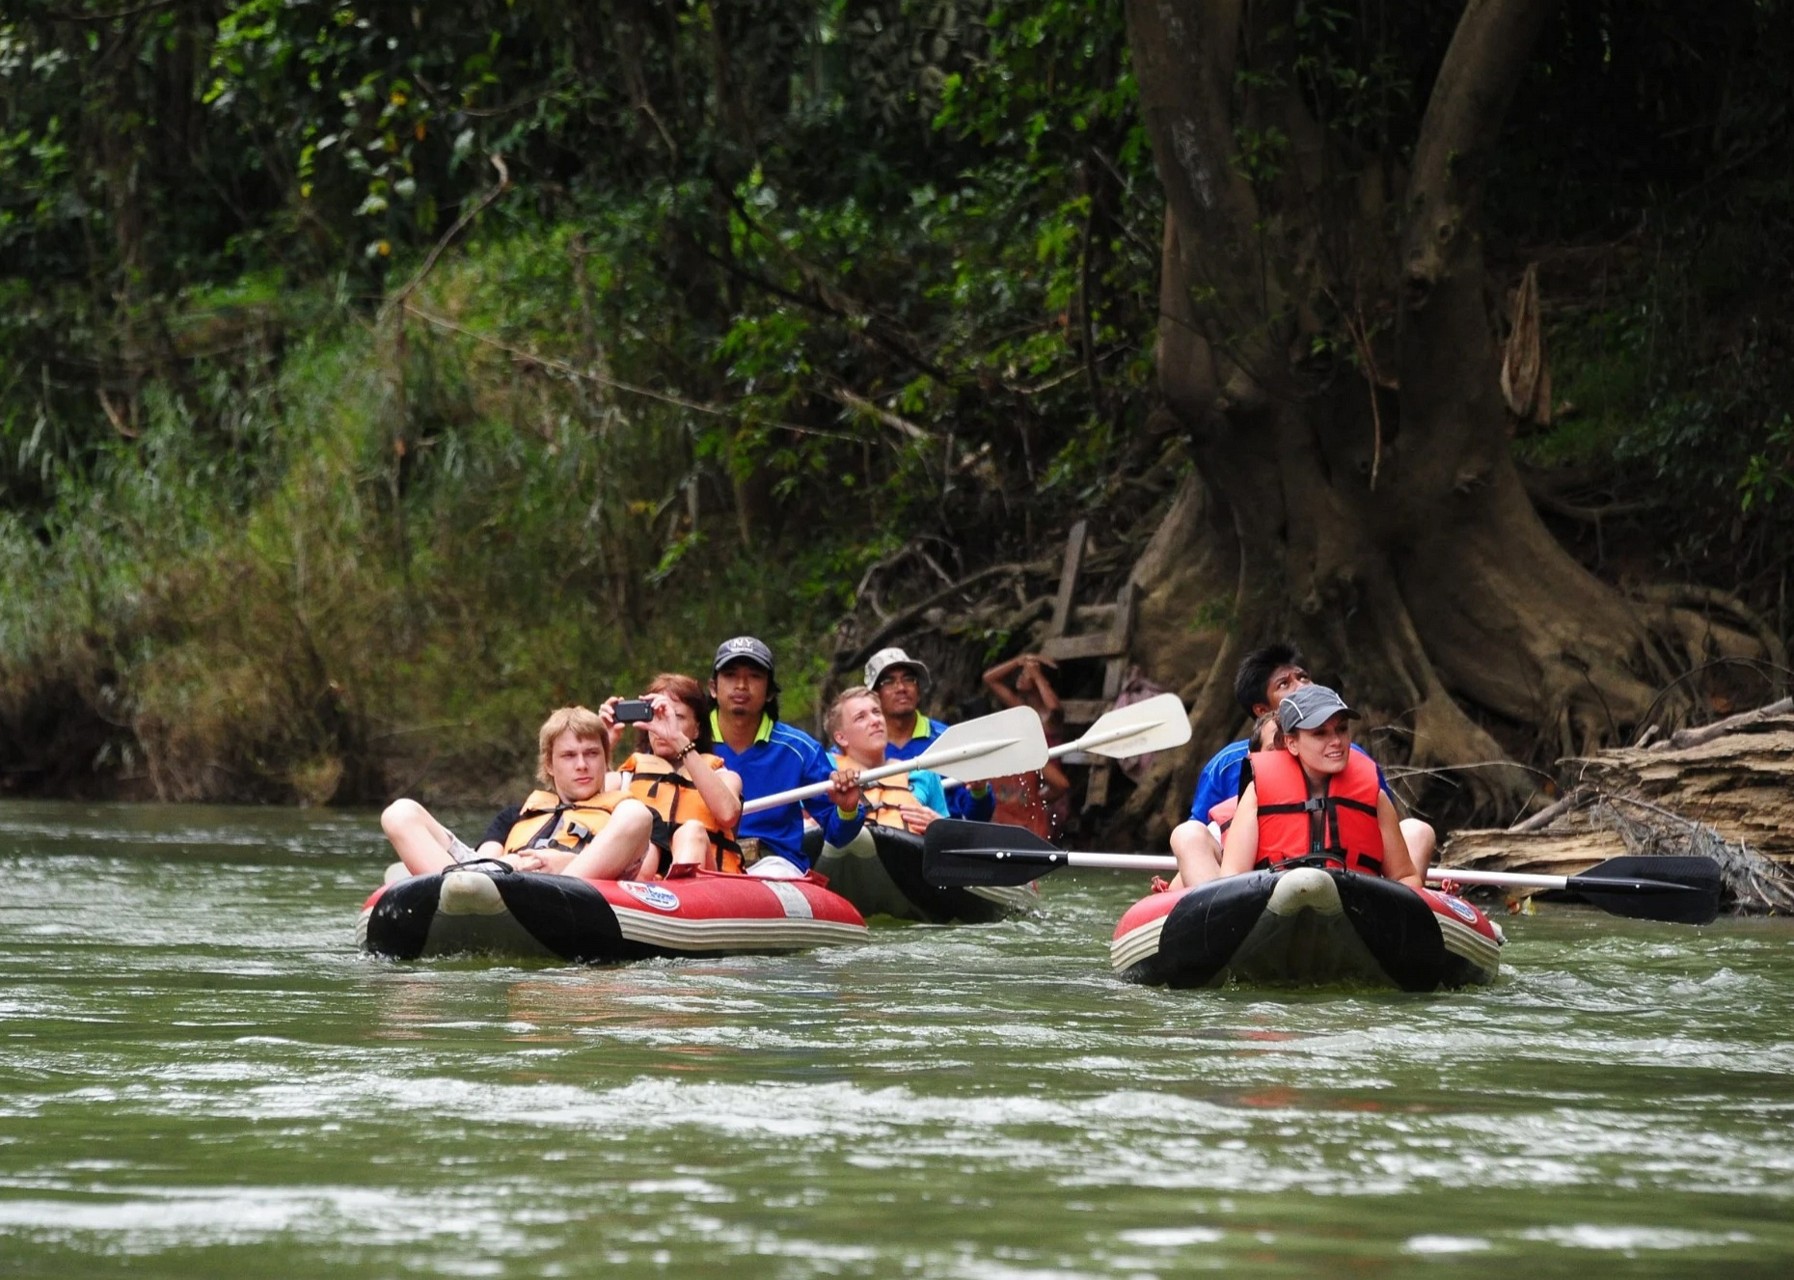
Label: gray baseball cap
xmin=865 ymin=646 xmax=929 ymax=689
xmin=1276 ymin=684 xmax=1358 ymax=733
xmin=713 ymin=636 xmax=774 ymax=673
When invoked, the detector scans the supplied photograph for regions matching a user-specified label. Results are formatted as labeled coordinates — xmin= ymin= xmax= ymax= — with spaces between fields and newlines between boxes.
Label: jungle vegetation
xmin=2 ymin=1 xmax=1789 ymax=840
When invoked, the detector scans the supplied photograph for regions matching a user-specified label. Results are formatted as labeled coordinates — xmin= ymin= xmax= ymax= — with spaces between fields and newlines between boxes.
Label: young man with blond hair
xmin=380 ymin=705 xmax=621 ymax=876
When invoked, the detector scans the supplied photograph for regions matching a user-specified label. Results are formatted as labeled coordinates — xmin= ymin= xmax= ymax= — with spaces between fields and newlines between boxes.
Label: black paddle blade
xmin=923 ymin=819 xmax=1064 ymax=888
xmin=1567 ymin=855 xmax=1723 ymax=925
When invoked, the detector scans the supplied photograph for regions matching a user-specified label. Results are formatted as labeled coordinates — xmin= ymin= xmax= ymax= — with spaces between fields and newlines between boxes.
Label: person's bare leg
xmin=1400 ymin=818 xmax=1437 ymax=880
xmin=561 ymin=801 xmax=653 ymax=879
xmin=1168 ymin=819 xmax=1222 ymax=891
xmin=668 ymin=821 xmax=715 ymax=874
xmin=381 ymin=799 xmax=459 ymax=875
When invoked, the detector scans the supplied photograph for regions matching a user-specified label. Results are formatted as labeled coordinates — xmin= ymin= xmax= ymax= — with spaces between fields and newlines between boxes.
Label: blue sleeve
xmin=818 ymin=803 xmax=866 ymax=848
xmin=910 ymin=770 xmax=951 ymax=817
xmin=799 ymin=734 xmax=871 ymax=851
xmin=945 ymin=779 xmax=995 ymax=820
xmin=800 ymin=736 xmax=843 ymax=831
xmin=1188 ymin=741 xmax=1248 ymax=821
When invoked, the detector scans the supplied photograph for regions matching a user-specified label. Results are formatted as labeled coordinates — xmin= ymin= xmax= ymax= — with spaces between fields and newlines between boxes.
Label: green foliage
xmin=0 ymin=247 xmax=869 ymax=798
xmin=1739 ymin=415 xmax=1794 ymax=515
xmin=6 ymin=0 xmax=1788 ymax=800
xmin=1525 ymin=233 xmax=1794 ymax=598
xmin=202 ymin=0 xmax=524 ymax=256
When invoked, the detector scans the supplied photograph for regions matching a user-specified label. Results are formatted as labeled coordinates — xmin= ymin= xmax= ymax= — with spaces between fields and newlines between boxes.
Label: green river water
xmin=1 ymin=798 xmax=1791 ymax=1278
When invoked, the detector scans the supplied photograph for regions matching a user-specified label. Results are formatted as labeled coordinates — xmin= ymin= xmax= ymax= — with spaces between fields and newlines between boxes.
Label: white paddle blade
xmin=1055 ymin=692 xmax=1190 ymax=760
xmin=741 ymin=704 xmax=1049 ymax=814
xmin=912 ymin=704 xmax=1049 ymax=781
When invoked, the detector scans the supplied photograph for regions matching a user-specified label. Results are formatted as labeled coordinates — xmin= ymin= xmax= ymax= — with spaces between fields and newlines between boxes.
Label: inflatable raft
xmin=806 ymin=824 xmax=1038 ymax=924
xmin=1110 ymin=866 xmax=1504 ymax=990
xmin=358 ymin=863 xmax=867 ymax=963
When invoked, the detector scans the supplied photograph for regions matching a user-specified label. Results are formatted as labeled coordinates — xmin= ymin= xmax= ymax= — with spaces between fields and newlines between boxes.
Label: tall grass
xmin=0 ymin=229 xmax=855 ymax=805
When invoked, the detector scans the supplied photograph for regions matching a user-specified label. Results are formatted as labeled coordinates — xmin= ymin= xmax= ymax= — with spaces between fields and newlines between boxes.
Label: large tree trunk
xmin=1122 ymin=0 xmax=1713 ymax=833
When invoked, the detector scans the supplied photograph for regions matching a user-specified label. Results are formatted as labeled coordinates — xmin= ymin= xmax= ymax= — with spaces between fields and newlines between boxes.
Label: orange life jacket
xmin=503 ymin=789 xmax=621 ymax=854
xmin=1249 ymin=749 xmax=1385 ymax=876
xmin=619 ymin=752 xmax=743 ymax=872
xmin=828 ymin=752 xmax=919 ymax=829
xmin=862 ymin=774 xmax=920 ymax=829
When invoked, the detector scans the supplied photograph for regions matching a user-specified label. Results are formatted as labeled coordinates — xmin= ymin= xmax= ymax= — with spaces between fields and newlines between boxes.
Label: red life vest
xmin=1249 ymin=749 xmax=1385 ymax=876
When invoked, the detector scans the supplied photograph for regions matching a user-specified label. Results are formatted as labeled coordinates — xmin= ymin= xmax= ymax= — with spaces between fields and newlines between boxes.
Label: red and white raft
xmin=358 ymin=865 xmax=867 ymax=963
xmin=1111 ymin=866 xmax=1504 ymax=991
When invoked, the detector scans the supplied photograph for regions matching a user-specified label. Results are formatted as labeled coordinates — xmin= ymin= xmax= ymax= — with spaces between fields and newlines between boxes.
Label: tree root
xmin=830 ymin=556 xmax=1061 ymax=695
xmin=1626 ymin=582 xmax=1790 ymax=702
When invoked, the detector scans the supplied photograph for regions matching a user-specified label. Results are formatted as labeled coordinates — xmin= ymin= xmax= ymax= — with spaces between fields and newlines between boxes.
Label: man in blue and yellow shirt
xmin=864 ymin=646 xmax=995 ymax=822
xmin=709 ymin=636 xmax=863 ymax=876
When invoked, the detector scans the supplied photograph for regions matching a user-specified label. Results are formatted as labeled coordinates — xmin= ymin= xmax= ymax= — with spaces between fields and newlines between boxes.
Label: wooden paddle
xmin=920 ymin=820 xmax=1725 ymax=924
xmin=937 ymin=691 xmax=1191 ymax=790
xmin=740 ymin=705 xmax=1049 ymax=814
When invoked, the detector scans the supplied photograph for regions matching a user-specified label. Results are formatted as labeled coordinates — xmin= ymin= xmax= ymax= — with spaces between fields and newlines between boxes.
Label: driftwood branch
xmin=844 ymin=558 xmax=1056 ymax=669
xmin=1661 ymin=697 xmax=1794 ymax=750
xmin=387 ymin=155 xmax=511 ymax=313
xmin=1508 ymin=790 xmax=1585 ymax=833
xmin=825 ymin=384 xmax=930 ymax=441
xmin=400 ymin=305 xmax=859 ymax=443
xmin=1443 ymin=700 xmax=1794 ymax=914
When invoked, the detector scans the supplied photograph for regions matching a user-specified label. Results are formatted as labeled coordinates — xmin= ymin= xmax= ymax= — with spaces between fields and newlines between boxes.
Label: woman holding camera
xmin=561 ymin=673 xmax=743 ymax=880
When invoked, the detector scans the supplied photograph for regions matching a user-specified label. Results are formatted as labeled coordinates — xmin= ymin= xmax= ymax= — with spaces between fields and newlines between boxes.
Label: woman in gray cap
xmin=1216 ymin=685 xmax=1422 ymax=889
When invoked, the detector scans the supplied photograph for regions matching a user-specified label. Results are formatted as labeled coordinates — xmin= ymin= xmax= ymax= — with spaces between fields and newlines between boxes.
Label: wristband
xmin=675 ymin=742 xmax=696 ymax=761
xmin=836 ymin=804 xmax=862 ymax=821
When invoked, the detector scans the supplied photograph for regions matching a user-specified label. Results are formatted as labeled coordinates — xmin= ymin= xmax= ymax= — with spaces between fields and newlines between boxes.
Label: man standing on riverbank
xmin=865 ymin=646 xmax=995 ymax=821
xmin=710 ymin=636 xmax=863 ymax=876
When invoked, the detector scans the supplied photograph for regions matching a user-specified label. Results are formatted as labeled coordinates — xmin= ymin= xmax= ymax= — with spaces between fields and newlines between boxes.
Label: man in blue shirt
xmin=709 ymin=636 xmax=863 ymax=876
xmin=864 ymin=646 xmax=996 ymax=821
xmin=1169 ymin=643 xmax=1435 ymax=888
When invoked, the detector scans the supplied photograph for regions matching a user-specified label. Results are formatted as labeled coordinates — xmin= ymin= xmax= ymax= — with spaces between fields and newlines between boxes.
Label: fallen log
xmin=1438 ymin=705 xmax=1794 ymax=915
xmin=1571 ymin=712 xmax=1794 ymax=864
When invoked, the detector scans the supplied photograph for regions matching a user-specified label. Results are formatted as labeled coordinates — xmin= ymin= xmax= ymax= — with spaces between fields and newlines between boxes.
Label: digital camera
xmin=614 ymin=698 xmax=655 ymax=724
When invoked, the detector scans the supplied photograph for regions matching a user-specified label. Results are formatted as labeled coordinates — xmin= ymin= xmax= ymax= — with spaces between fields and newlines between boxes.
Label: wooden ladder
xmin=1038 ymin=519 xmax=1135 ymax=808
